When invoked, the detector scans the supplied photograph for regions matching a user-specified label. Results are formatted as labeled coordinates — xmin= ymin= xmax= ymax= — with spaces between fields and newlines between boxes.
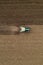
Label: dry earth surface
xmin=0 ymin=25 xmax=43 ymax=65
xmin=0 ymin=0 xmax=43 ymax=65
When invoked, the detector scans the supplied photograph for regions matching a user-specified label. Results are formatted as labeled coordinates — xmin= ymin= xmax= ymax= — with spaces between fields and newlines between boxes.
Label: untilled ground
xmin=0 ymin=0 xmax=43 ymax=65
xmin=0 ymin=25 xmax=43 ymax=65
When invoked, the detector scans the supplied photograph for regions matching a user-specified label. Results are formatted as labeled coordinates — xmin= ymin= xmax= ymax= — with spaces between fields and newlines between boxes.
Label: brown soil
xmin=0 ymin=0 xmax=43 ymax=65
